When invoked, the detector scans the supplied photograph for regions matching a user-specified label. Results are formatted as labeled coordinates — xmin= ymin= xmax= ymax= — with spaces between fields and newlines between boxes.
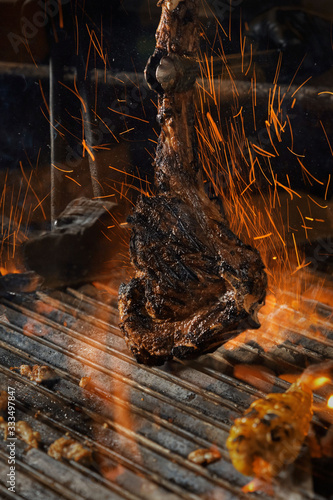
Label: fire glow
xmin=0 ymin=0 xmax=332 ymax=418
xmin=0 ymin=3 xmax=332 ymax=498
xmin=0 ymin=1 xmax=331 ymax=369
xmin=1 ymin=9 xmax=331 ymax=301
xmin=196 ymin=49 xmax=330 ymax=296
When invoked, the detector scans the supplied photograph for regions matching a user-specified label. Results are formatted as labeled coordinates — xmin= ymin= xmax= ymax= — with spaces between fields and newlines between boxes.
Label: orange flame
xmin=312 ymin=376 xmax=331 ymax=390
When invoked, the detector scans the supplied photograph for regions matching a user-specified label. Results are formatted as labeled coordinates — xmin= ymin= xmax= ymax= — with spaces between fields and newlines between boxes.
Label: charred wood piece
xmin=0 ymin=272 xmax=42 ymax=298
xmin=23 ymin=197 xmax=117 ymax=288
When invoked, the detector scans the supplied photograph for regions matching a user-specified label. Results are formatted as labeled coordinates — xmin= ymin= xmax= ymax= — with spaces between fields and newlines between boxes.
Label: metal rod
xmin=77 ymin=55 xmax=103 ymax=199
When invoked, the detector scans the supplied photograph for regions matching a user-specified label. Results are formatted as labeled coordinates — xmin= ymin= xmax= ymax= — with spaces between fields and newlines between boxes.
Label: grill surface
xmin=0 ymin=272 xmax=332 ymax=500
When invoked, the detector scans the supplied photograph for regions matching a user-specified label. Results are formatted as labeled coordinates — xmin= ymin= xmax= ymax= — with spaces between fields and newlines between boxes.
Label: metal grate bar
xmin=0 ymin=277 xmax=332 ymax=499
xmin=0 ymin=333 xmax=247 ymax=498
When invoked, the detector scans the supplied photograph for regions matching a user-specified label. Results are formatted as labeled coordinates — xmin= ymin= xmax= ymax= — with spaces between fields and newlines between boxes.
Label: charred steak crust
xmin=119 ymin=192 xmax=267 ymax=365
xmin=118 ymin=0 xmax=267 ymax=365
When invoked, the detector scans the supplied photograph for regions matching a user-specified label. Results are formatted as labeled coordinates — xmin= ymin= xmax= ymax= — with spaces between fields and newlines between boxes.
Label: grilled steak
xmin=118 ymin=0 xmax=267 ymax=365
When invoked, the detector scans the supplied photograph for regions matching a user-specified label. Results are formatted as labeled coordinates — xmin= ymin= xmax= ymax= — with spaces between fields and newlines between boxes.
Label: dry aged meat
xmin=48 ymin=436 xmax=92 ymax=463
xmin=118 ymin=0 xmax=267 ymax=365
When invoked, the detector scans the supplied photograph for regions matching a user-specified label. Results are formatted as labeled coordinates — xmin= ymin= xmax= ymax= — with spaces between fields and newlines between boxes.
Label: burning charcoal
xmin=16 ymin=421 xmax=40 ymax=449
xmin=15 ymin=364 xmax=56 ymax=384
xmin=118 ymin=0 xmax=267 ymax=365
xmin=0 ymin=391 xmax=8 ymax=412
xmin=187 ymin=447 xmax=221 ymax=466
xmin=0 ymin=271 xmax=42 ymax=297
xmin=48 ymin=436 xmax=92 ymax=464
xmin=226 ymin=362 xmax=333 ymax=488
xmin=79 ymin=376 xmax=91 ymax=388
xmin=24 ymin=197 xmax=120 ymax=288
xmin=233 ymin=364 xmax=276 ymax=393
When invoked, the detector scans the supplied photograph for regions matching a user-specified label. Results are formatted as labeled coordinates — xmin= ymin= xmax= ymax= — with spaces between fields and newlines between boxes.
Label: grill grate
xmin=0 ymin=274 xmax=332 ymax=500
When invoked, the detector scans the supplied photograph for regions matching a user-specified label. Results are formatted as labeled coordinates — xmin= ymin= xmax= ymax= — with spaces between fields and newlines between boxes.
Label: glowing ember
xmin=233 ymin=364 xmax=275 ymax=392
xmin=327 ymin=395 xmax=333 ymax=409
xmin=187 ymin=446 xmax=221 ymax=466
xmin=79 ymin=377 xmax=92 ymax=389
xmin=227 ymin=362 xmax=333 ymax=488
xmin=242 ymin=477 xmax=273 ymax=495
xmin=311 ymin=376 xmax=331 ymax=390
